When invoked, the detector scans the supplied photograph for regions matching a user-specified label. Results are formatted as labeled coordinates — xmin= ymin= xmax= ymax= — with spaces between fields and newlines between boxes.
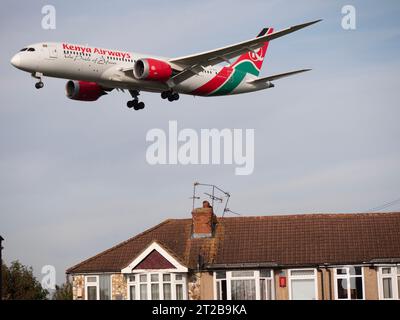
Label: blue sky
xmin=0 ymin=0 xmax=399 ymax=284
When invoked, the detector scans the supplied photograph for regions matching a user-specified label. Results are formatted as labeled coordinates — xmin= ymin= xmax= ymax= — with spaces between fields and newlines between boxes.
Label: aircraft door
xmin=46 ymin=44 xmax=58 ymax=59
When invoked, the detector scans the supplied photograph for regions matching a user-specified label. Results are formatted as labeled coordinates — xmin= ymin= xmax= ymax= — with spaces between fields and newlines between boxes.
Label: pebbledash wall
xmin=67 ymin=208 xmax=400 ymax=300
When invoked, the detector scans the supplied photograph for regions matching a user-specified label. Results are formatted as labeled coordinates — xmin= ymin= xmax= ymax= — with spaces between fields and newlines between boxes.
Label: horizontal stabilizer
xmin=247 ymin=69 xmax=311 ymax=84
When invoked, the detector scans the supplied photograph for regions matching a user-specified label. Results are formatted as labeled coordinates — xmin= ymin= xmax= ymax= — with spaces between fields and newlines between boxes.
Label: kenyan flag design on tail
xmin=230 ymin=27 xmax=274 ymax=77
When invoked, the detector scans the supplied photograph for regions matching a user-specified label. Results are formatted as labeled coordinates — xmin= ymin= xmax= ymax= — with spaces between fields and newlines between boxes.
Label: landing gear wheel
xmin=167 ymin=93 xmax=179 ymax=101
xmin=128 ymin=90 xmax=145 ymax=110
xmin=161 ymin=91 xmax=168 ymax=99
xmin=133 ymin=101 xmax=145 ymax=110
xmin=35 ymin=81 xmax=44 ymax=89
xmin=127 ymin=100 xmax=134 ymax=108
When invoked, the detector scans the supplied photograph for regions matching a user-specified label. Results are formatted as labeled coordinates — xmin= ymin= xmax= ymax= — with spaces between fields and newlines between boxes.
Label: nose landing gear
xmin=127 ymin=90 xmax=145 ymax=110
xmin=35 ymin=81 xmax=44 ymax=89
xmin=32 ymin=72 xmax=44 ymax=89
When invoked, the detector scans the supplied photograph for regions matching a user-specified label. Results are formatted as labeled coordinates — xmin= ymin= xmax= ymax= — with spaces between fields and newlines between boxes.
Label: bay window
xmin=214 ymin=270 xmax=274 ymax=300
xmin=128 ymin=272 xmax=186 ymax=300
xmin=334 ymin=266 xmax=364 ymax=300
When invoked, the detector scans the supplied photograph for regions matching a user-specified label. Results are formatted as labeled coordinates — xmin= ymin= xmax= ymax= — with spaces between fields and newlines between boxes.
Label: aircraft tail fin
xmin=230 ymin=27 xmax=274 ymax=76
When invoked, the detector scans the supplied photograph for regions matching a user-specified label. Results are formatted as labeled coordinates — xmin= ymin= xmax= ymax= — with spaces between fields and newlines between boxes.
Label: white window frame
xmin=333 ymin=266 xmax=365 ymax=300
xmin=377 ymin=265 xmax=400 ymax=300
xmin=127 ymin=272 xmax=187 ymax=300
xmin=213 ymin=270 xmax=275 ymax=300
xmin=85 ymin=275 xmax=99 ymax=300
xmin=84 ymin=274 xmax=112 ymax=300
xmin=288 ymin=268 xmax=318 ymax=300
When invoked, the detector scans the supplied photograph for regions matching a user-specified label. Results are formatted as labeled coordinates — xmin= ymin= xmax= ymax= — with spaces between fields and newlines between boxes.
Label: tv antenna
xmin=190 ymin=182 xmax=230 ymax=216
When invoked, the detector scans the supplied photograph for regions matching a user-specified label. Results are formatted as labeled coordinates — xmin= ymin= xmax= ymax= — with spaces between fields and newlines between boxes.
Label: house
xmin=66 ymin=205 xmax=400 ymax=300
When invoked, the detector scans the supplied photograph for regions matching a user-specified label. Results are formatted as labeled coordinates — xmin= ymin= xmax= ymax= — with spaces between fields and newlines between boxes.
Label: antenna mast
xmin=191 ymin=182 xmax=230 ymax=216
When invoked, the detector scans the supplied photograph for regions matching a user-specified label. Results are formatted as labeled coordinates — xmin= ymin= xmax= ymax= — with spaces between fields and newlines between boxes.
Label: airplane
xmin=10 ymin=20 xmax=321 ymax=111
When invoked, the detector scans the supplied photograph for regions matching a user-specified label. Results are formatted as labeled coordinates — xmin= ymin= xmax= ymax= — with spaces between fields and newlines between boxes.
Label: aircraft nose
xmin=11 ymin=54 xmax=21 ymax=68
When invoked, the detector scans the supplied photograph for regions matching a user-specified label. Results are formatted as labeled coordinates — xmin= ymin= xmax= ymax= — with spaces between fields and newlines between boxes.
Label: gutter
xmin=205 ymin=262 xmax=279 ymax=270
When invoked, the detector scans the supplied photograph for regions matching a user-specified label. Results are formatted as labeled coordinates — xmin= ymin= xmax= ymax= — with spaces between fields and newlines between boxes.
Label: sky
xmin=0 ymin=0 xmax=399 ymax=285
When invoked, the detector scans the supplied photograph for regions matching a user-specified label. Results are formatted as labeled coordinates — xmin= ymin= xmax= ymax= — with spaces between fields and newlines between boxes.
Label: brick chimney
xmin=191 ymin=200 xmax=217 ymax=238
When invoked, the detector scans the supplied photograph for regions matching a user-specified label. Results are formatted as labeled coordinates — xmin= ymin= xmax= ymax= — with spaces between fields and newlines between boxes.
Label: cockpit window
xmin=20 ymin=48 xmax=27 ymax=52
xmin=27 ymin=48 xmax=35 ymax=52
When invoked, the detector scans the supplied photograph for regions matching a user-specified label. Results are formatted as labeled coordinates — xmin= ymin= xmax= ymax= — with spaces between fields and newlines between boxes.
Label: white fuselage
xmin=10 ymin=42 xmax=263 ymax=96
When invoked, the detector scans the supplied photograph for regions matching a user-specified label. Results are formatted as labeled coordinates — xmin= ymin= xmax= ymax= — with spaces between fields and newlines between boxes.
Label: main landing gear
xmin=32 ymin=72 xmax=44 ymax=89
xmin=161 ymin=90 xmax=179 ymax=102
xmin=127 ymin=90 xmax=145 ymax=110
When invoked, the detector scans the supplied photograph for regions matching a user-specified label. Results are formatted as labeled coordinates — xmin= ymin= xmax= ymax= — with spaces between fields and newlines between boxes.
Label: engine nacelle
xmin=65 ymin=80 xmax=107 ymax=101
xmin=133 ymin=58 xmax=172 ymax=81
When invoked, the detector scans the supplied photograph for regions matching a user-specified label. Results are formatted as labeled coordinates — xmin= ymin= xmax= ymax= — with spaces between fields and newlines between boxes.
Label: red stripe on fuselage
xmin=191 ymin=67 xmax=233 ymax=96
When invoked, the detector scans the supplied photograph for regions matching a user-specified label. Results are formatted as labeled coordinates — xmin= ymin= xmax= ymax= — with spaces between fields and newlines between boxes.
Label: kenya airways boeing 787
xmin=10 ymin=20 xmax=320 ymax=110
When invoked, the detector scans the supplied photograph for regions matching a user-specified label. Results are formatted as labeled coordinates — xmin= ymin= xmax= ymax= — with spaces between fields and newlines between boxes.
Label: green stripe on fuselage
xmin=209 ymin=69 xmax=245 ymax=96
xmin=209 ymin=61 xmax=260 ymax=96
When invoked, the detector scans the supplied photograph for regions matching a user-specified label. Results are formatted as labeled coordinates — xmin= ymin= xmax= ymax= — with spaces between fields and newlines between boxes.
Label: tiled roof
xmin=66 ymin=212 xmax=400 ymax=273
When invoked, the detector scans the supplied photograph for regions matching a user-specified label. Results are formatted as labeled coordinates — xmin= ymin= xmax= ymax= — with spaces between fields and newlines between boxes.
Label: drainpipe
xmin=327 ymin=267 xmax=332 ymax=300
xmin=319 ymin=268 xmax=325 ymax=300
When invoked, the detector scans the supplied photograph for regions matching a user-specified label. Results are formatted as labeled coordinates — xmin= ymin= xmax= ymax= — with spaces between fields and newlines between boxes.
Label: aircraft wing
xmin=247 ymin=69 xmax=311 ymax=84
xmin=166 ymin=19 xmax=321 ymax=87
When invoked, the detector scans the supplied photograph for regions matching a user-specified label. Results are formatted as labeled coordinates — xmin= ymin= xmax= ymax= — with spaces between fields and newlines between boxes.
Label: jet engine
xmin=65 ymin=80 xmax=107 ymax=101
xmin=133 ymin=58 xmax=172 ymax=81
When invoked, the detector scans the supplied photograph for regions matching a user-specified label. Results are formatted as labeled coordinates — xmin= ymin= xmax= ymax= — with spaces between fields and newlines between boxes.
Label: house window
xmin=378 ymin=266 xmax=400 ymax=300
xmin=215 ymin=271 xmax=227 ymax=300
xmin=214 ymin=270 xmax=274 ymax=300
xmin=231 ymin=270 xmax=256 ymax=300
xmin=260 ymin=269 xmax=273 ymax=300
xmin=289 ymin=269 xmax=318 ymax=300
xmin=84 ymin=275 xmax=111 ymax=300
xmin=86 ymin=276 xmax=97 ymax=300
xmin=151 ymin=274 xmax=160 ymax=300
xmin=163 ymin=274 xmax=172 ymax=300
xmin=127 ymin=272 xmax=186 ymax=300
xmin=334 ymin=266 xmax=364 ymax=300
